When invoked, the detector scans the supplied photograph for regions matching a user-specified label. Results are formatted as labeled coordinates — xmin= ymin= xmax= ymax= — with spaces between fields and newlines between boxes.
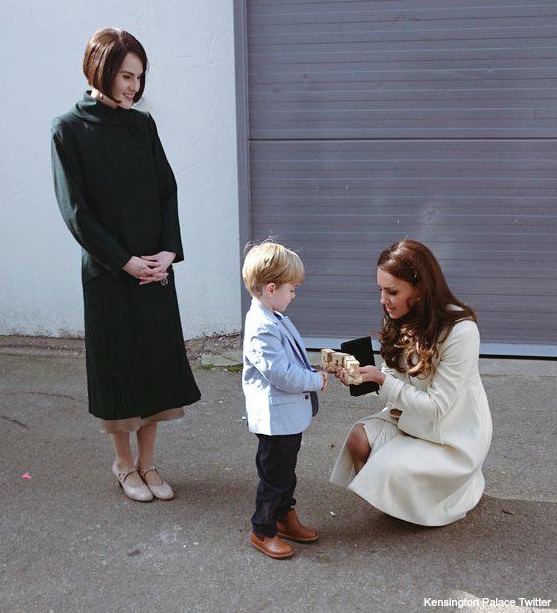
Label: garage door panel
xmin=248 ymin=1 xmax=557 ymax=139
xmin=255 ymin=212 xmax=557 ymax=233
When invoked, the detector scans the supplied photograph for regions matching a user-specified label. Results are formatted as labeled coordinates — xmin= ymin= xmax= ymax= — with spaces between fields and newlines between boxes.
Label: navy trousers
xmin=251 ymin=432 xmax=303 ymax=538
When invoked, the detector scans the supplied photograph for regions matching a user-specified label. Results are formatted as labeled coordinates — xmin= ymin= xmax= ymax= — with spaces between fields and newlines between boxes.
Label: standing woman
xmin=330 ymin=239 xmax=492 ymax=526
xmin=51 ymin=28 xmax=201 ymax=502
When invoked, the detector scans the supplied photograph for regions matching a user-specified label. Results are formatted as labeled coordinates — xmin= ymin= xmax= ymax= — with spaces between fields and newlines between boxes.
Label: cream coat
xmin=330 ymin=319 xmax=492 ymax=526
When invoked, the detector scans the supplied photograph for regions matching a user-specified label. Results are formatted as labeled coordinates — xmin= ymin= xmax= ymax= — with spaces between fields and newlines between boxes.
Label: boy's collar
xmin=252 ymin=297 xmax=288 ymax=320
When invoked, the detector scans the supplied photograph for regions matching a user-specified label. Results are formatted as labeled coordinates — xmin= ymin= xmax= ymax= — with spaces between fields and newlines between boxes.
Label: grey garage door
xmin=235 ymin=0 xmax=557 ymax=357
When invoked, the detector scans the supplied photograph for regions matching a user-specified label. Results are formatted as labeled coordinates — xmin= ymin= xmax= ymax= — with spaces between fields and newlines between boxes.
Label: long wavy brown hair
xmin=378 ymin=239 xmax=476 ymax=378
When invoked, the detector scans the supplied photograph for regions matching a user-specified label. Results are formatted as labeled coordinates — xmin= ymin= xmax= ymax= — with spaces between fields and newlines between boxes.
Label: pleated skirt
xmin=83 ymin=267 xmax=201 ymax=424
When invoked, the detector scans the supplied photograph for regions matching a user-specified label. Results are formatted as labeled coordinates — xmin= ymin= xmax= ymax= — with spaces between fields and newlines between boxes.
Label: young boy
xmin=241 ymin=241 xmax=327 ymax=559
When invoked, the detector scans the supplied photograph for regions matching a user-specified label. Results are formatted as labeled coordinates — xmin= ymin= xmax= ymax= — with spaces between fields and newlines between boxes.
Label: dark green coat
xmin=52 ymin=92 xmax=184 ymax=284
xmin=51 ymin=92 xmax=200 ymax=420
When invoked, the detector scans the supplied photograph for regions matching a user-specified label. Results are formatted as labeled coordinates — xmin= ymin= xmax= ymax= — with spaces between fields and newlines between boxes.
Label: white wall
xmin=0 ymin=1 xmax=241 ymax=339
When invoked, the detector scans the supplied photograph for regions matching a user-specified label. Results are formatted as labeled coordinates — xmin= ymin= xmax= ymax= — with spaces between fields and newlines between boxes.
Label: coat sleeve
xmin=378 ymin=319 xmax=480 ymax=423
xmin=244 ymin=325 xmax=323 ymax=394
xmin=147 ymin=114 xmax=184 ymax=262
xmin=51 ymin=118 xmax=131 ymax=274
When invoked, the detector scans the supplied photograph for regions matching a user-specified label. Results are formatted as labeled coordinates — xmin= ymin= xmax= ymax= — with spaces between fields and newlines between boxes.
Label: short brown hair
xmin=242 ymin=240 xmax=305 ymax=297
xmin=83 ymin=28 xmax=148 ymax=103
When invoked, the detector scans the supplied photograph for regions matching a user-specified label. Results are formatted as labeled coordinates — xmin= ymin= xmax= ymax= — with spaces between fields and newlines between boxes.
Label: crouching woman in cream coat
xmin=330 ymin=239 xmax=492 ymax=527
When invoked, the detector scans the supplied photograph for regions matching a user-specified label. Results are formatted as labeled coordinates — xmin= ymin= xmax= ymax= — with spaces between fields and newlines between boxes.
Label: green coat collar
xmin=71 ymin=91 xmax=143 ymax=126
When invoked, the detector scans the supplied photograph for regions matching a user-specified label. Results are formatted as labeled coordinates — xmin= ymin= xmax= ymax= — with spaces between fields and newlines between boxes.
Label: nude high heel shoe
xmin=137 ymin=465 xmax=174 ymax=500
xmin=112 ymin=463 xmax=153 ymax=502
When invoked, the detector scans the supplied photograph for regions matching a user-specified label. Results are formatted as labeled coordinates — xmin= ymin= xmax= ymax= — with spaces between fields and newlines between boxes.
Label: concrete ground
xmin=0 ymin=336 xmax=555 ymax=613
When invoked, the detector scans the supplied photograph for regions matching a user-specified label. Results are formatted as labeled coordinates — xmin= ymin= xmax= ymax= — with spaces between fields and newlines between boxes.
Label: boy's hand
xmin=320 ymin=372 xmax=328 ymax=391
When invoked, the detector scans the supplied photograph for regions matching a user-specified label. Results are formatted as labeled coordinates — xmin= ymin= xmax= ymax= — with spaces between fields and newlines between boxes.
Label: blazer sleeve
xmin=245 ymin=324 xmax=323 ymax=394
xmin=51 ymin=118 xmax=131 ymax=274
xmin=378 ymin=319 xmax=480 ymax=423
xmin=147 ymin=114 xmax=184 ymax=262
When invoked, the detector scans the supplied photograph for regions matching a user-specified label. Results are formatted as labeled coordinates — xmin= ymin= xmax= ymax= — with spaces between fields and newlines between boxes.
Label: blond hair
xmin=242 ymin=240 xmax=305 ymax=296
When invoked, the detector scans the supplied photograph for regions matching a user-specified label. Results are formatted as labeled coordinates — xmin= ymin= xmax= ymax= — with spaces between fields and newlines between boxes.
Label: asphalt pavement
xmin=0 ymin=336 xmax=555 ymax=613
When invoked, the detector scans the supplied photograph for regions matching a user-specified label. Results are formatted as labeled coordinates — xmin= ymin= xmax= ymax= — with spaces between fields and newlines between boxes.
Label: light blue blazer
xmin=242 ymin=298 xmax=323 ymax=435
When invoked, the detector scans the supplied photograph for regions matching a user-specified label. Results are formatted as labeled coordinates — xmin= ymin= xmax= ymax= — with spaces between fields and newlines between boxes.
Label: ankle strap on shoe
xmin=116 ymin=467 xmax=138 ymax=482
xmin=137 ymin=465 xmax=157 ymax=478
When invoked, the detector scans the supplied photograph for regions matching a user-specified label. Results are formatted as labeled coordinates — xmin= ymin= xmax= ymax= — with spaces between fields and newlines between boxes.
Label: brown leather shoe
xmin=250 ymin=533 xmax=294 ymax=559
xmin=276 ymin=509 xmax=319 ymax=543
